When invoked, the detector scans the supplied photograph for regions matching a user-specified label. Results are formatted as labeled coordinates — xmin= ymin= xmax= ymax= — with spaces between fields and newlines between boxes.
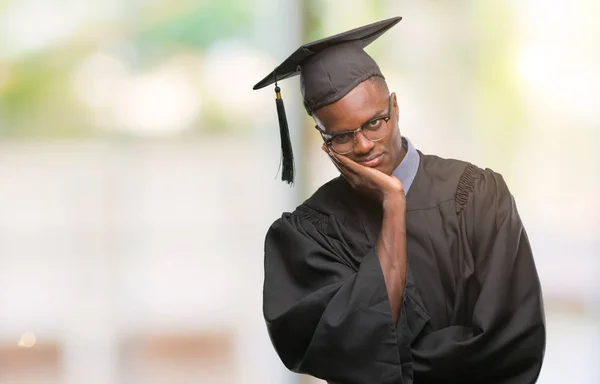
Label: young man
xmin=254 ymin=16 xmax=545 ymax=384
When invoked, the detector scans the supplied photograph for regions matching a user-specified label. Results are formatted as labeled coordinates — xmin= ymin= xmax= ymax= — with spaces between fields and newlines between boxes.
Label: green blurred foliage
xmin=471 ymin=2 xmax=524 ymax=164
xmin=0 ymin=0 xmax=529 ymax=147
xmin=137 ymin=0 xmax=253 ymax=50
xmin=0 ymin=0 xmax=254 ymax=139
xmin=0 ymin=46 xmax=96 ymax=138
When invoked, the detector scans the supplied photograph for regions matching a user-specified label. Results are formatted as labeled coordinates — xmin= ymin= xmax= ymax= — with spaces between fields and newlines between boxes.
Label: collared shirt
xmin=392 ymin=137 xmax=420 ymax=193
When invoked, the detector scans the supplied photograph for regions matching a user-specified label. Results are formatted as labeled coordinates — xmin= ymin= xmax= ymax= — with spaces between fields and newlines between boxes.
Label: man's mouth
xmin=358 ymin=153 xmax=384 ymax=167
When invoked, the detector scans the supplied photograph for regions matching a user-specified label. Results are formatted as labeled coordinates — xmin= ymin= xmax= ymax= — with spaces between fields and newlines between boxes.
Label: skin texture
xmin=313 ymin=76 xmax=408 ymax=329
xmin=314 ymin=76 xmax=405 ymax=179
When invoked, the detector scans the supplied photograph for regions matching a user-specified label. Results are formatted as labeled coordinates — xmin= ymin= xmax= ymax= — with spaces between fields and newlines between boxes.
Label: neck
xmin=393 ymin=138 xmax=408 ymax=169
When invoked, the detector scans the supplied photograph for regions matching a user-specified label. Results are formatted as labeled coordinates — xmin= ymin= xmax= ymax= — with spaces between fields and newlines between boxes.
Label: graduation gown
xmin=263 ymin=152 xmax=546 ymax=384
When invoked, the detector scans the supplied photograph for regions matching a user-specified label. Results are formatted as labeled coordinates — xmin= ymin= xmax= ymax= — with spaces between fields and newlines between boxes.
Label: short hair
xmin=368 ymin=75 xmax=389 ymax=93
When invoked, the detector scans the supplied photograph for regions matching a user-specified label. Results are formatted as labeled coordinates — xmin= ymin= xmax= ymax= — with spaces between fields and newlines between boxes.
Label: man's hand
xmin=323 ymin=146 xmax=408 ymax=324
xmin=324 ymin=146 xmax=404 ymax=204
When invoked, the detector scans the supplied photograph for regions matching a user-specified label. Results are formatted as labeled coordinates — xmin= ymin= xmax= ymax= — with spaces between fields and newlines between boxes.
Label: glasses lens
xmin=331 ymin=132 xmax=354 ymax=154
xmin=329 ymin=115 xmax=390 ymax=154
xmin=362 ymin=119 xmax=388 ymax=142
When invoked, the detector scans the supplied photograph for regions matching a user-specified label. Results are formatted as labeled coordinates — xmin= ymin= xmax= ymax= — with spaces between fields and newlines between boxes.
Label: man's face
xmin=313 ymin=79 xmax=404 ymax=176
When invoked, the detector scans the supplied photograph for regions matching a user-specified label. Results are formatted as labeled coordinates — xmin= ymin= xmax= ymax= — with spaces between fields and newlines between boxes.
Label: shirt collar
xmin=392 ymin=137 xmax=420 ymax=193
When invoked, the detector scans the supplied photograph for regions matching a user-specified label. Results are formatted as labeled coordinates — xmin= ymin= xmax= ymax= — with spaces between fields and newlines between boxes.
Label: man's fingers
xmin=332 ymin=152 xmax=367 ymax=172
xmin=331 ymin=156 xmax=353 ymax=177
xmin=330 ymin=153 xmax=360 ymax=176
xmin=326 ymin=151 xmax=345 ymax=171
xmin=330 ymin=152 xmax=356 ymax=170
xmin=331 ymin=159 xmax=343 ymax=174
xmin=328 ymin=153 xmax=361 ymax=186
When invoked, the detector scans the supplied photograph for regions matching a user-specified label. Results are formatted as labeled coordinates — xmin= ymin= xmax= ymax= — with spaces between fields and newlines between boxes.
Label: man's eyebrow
xmin=364 ymin=107 xmax=388 ymax=123
xmin=333 ymin=106 xmax=388 ymax=133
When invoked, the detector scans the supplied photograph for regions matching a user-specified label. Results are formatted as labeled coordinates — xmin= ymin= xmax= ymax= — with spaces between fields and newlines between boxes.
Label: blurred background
xmin=0 ymin=0 xmax=598 ymax=383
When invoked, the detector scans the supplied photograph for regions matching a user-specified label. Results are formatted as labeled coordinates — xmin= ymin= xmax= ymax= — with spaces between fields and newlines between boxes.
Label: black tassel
xmin=275 ymin=84 xmax=294 ymax=184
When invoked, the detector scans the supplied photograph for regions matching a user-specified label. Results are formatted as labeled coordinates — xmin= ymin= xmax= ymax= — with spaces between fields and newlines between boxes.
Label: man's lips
xmin=358 ymin=153 xmax=384 ymax=167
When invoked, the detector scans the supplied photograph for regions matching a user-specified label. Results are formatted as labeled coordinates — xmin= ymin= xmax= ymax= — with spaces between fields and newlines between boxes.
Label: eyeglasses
xmin=315 ymin=96 xmax=393 ymax=155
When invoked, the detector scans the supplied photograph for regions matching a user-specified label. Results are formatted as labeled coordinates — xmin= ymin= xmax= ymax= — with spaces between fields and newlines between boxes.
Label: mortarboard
xmin=253 ymin=16 xmax=402 ymax=184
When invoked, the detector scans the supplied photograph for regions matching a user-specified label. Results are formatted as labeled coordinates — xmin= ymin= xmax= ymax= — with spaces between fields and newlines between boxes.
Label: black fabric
xmin=274 ymin=86 xmax=294 ymax=184
xmin=299 ymin=41 xmax=383 ymax=114
xmin=262 ymin=151 xmax=546 ymax=384
xmin=253 ymin=16 xmax=401 ymax=114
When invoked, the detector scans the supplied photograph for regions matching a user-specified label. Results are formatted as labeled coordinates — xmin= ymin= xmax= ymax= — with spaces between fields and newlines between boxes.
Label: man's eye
xmin=333 ymin=133 xmax=353 ymax=144
xmin=367 ymin=119 xmax=383 ymax=130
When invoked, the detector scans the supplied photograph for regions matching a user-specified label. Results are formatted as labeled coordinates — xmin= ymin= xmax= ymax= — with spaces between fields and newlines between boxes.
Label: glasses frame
xmin=315 ymin=95 xmax=393 ymax=155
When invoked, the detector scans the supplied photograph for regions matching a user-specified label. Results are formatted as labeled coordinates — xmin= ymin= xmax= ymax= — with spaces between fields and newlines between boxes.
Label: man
xmin=253 ymin=16 xmax=545 ymax=384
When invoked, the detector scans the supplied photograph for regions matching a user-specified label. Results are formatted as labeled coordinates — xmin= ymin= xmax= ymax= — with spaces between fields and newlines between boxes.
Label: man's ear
xmin=391 ymin=92 xmax=399 ymax=120
xmin=313 ymin=112 xmax=324 ymax=131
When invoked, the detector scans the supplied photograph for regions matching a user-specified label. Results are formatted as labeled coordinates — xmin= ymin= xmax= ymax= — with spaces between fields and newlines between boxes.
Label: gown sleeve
xmin=412 ymin=168 xmax=546 ymax=383
xmin=263 ymin=206 xmax=408 ymax=384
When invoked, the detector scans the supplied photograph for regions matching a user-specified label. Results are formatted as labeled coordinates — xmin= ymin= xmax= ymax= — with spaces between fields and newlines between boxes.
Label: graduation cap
xmin=253 ymin=16 xmax=402 ymax=184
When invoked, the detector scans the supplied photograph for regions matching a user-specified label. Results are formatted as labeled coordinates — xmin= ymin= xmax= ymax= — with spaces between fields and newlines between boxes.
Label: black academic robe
xmin=263 ymin=152 xmax=546 ymax=384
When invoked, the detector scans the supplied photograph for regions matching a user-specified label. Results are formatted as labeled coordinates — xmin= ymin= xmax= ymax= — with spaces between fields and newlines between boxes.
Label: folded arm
xmin=263 ymin=203 xmax=409 ymax=384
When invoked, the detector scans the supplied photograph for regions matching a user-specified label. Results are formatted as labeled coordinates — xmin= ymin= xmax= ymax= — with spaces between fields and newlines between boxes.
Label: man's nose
xmin=353 ymin=131 xmax=374 ymax=155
